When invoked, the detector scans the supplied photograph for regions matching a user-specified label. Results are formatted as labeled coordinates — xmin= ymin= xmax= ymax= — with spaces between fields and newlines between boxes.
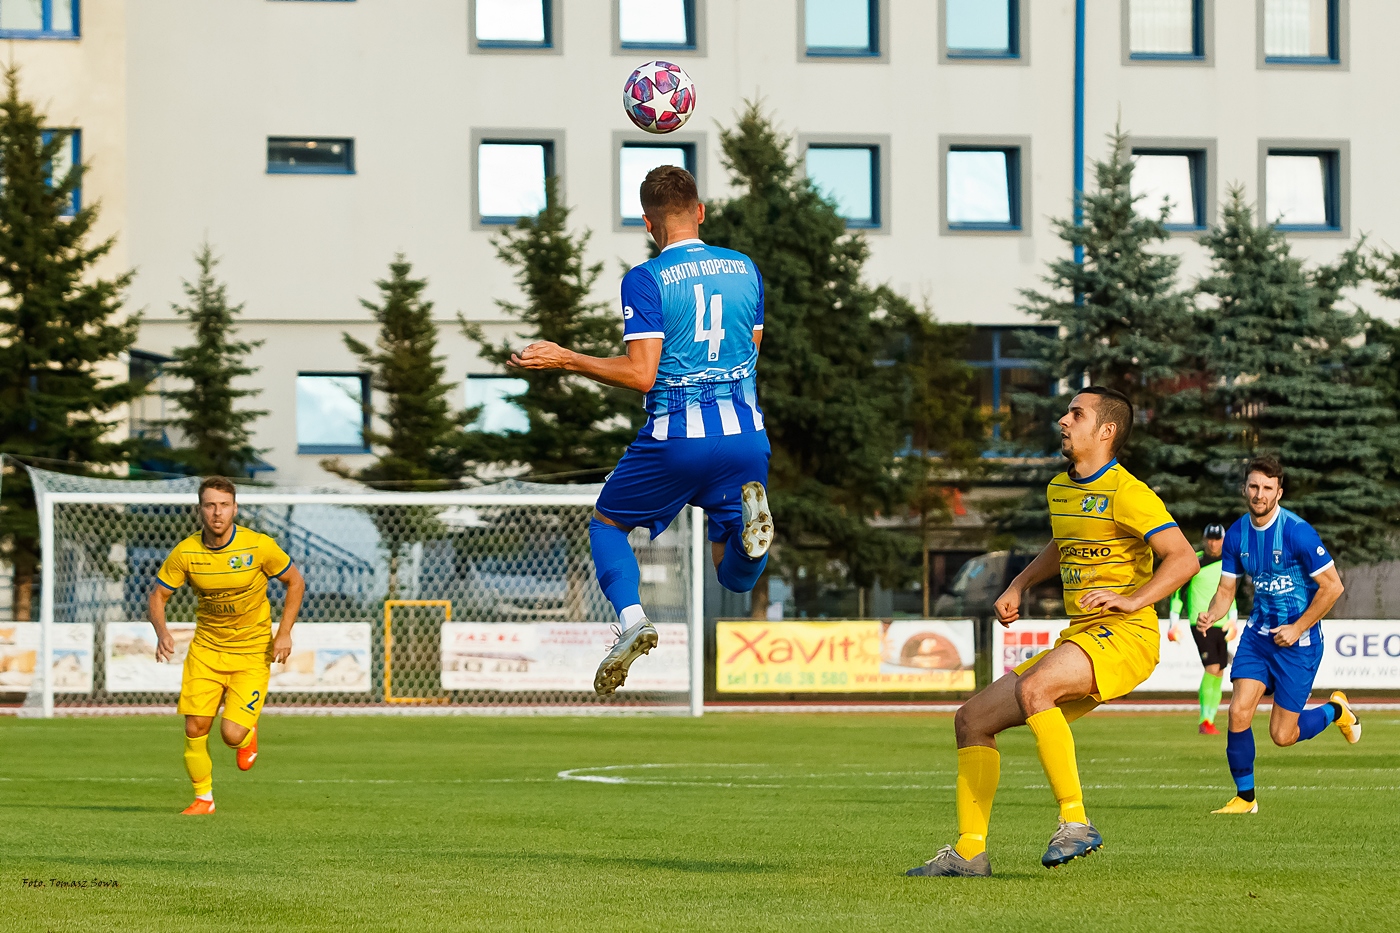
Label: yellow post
xmin=382 ymin=600 xmax=451 ymax=704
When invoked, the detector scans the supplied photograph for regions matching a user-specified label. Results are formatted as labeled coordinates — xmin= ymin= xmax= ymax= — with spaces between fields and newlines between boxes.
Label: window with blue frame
xmin=619 ymin=142 xmax=695 ymax=225
xmin=466 ymin=376 xmax=530 ymax=434
xmin=267 ymin=137 xmax=354 ymax=174
xmin=619 ymin=0 xmax=694 ymax=49
xmin=1263 ymin=0 xmax=1338 ymax=63
xmin=0 ymin=0 xmax=79 ymax=38
xmin=43 ymin=129 xmax=80 ymax=216
xmin=1265 ymin=149 xmax=1340 ymax=230
xmin=805 ymin=145 xmax=879 ymax=228
xmin=966 ymin=327 xmax=1055 ymax=442
xmin=1128 ymin=0 xmax=1203 ymax=59
xmin=805 ymin=0 xmax=878 ymax=56
xmin=946 ymin=147 xmax=1020 ymax=230
xmin=946 ymin=0 xmax=1018 ymax=58
xmin=296 ymin=373 xmax=370 ymax=454
xmin=476 ymin=0 xmax=551 ymax=48
xmin=477 ymin=140 xmax=553 ymax=224
xmin=1131 ymin=149 xmax=1205 ymax=229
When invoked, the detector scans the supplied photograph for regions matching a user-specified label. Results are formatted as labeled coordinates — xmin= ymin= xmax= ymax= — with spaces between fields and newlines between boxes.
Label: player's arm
xmin=1080 ymin=526 xmax=1197 ymax=615
xmin=1273 ymin=565 xmax=1344 ymax=647
xmin=509 ymin=336 xmax=662 ymax=393
xmin=1197 ymin=574 xmax=1239 ymax=631
xmin=148 ymin=584 xmax=178 ymax=663
xmin=992 ymin=541 xmax=1061 ymax=627
xmin=270 ymin=563 xmax=306 ymax=665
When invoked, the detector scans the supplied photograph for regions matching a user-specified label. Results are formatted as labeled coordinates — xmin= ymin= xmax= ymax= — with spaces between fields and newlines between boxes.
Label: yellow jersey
xmin=1047 ymin=459 xmax=1177 ymax=633
xmin=157 ymin=525 xmax=293 ymax=654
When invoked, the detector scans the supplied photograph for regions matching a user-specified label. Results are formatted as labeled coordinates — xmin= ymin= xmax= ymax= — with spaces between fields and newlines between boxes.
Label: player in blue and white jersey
xmin=509 ymin=165 xmax=773 ymax=695
xmin=1195 ymin=456 xmax=1361 ymax=815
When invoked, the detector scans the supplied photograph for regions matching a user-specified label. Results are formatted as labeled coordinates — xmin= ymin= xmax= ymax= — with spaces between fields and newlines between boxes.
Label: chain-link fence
xmin=16 ymin=467 xmax=701 ymax=716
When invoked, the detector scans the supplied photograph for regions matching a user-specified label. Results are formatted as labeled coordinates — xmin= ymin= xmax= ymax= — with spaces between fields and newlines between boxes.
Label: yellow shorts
xmin=1013 ymin=612 xmax=1160 ymax=704
xmin=177 ymin=642 xmax=272 ymax=729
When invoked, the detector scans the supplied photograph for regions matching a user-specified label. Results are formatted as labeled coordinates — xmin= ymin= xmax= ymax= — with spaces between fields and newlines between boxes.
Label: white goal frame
xmin=33 ymin=488 xmax=706 ymax=719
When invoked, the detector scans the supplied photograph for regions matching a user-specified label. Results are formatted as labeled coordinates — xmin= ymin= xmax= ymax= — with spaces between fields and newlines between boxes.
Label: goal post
xmin=21 ymin=467 xmax=706 ymax=718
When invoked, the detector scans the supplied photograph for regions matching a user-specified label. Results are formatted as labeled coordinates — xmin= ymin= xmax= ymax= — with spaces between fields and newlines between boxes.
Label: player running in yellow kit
xmin=147 ymin=476 xmax=305 ymax=815
xmin=907 ymin=387 xmax=1199 ymax=876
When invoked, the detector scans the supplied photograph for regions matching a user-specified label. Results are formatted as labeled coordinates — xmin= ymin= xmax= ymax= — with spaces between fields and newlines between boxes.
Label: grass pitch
xmin=2 ymin=711 xmax=1397 ymax=933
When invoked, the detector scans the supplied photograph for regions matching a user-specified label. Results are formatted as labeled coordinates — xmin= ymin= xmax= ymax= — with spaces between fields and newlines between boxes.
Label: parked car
xmin=933 ymin=550 xmax=1065 ymax=619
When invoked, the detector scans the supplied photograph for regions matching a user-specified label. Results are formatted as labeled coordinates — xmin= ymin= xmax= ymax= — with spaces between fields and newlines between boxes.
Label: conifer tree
xmin=0 ymin=66 xmax=142 ymax=619
xmin=160 ymin=243 xmax=267 ymax=477
xmin=460 ymin=177 xmax=641 ymax=479
xmin=699 ymin=102 xmax=915 ymax=608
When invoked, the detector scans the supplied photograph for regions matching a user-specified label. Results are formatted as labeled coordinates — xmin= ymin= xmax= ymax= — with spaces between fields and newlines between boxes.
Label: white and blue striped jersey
xmin=1220 ymin=507 xmax=1335 ymax=647
xmin=620 ymin=238 xmax=765 ymax=440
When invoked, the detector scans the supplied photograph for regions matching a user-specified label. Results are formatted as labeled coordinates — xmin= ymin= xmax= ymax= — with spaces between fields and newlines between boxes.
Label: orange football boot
xmin=181 ymin=798 xmax=216 ymax=815
xmin=236 ymin=727 xmax=258 ymax=771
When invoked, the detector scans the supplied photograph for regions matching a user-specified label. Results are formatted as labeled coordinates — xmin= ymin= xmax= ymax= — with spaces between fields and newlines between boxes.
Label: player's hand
xmin=155 ymin=630 xmax=175 ymax=663
xmin=1225 ymin=622 xmax=1239 ymax=642
xmin=1272 ymin=622 xmax=1304 ymax=647
xmin=273 ymin=631 xmax=293 ymax=665
xmin=1078 ymin=590 xmax=1138 ymax=614
xmin=993 ymin=585 xmax=1023 ymax=627
xmin=509 ymin=340 xmax=573 ymax=372
xmin=1195 ymin=611 xmax=1216 ymax=633
xmin=1167 ymin=623 xmax=1182 ymax=643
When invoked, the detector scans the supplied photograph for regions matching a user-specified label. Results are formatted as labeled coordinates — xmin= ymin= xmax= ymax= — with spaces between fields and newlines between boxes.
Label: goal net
xmin=14 ymin=466 xmax=702 ymax=717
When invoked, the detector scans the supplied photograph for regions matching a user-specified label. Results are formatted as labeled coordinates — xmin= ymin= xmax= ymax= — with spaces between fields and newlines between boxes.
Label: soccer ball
xmin=623 ymin=60 xmax=696 ymax=134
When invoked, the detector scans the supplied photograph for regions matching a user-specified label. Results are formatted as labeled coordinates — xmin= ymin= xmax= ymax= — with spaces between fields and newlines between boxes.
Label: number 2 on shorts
xmin=244 ymin=689 xmax=260 ymax=713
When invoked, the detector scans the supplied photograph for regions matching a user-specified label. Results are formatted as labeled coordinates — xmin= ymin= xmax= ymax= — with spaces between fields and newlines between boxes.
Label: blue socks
xmin=715 ymin=533 xmax=766 ymax=594
xmin=1226 ymin=728 xmax=1255 ymax=800
xmin=589 ymin=518 xmax=641 ymax=619
xmin=1297 ymin=702 xmax=1339 ymax=742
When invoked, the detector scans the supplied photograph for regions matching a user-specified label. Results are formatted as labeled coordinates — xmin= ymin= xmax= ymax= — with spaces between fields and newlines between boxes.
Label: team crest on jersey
xmin=1273 ymin=550 xmax=1282 ymax=565
xmin=228 ymin=554 xmax=253 ymax=570
xmin=1080 ymin=495 xmax=1108 ymax=514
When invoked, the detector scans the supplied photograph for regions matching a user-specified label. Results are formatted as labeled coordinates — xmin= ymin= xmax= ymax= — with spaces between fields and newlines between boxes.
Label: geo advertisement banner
xmin=106 ymin=621 xmax=372 ymax=693
xmin=440 ymin=622 xmax=690 ymax=692
xmin=0 ymin=623 xmax=94 ymax=693
xmin=716 ymin=620 xmax=976 ymax=693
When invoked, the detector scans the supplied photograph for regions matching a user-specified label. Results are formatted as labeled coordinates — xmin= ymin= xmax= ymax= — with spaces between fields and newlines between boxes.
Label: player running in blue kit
xmin=508 ymin=164 xmax=773 ymax=695
xmin=1196 ymin=456 xmax=1361 ymax=815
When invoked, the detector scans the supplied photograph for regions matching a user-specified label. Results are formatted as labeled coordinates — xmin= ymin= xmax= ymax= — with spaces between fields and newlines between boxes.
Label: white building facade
xmin=8 ymin=0 xmax=1392 ymax=484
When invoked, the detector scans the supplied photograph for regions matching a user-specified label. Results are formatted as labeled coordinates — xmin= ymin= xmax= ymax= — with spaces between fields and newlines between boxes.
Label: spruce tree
xmin=460 ymin=177 xmax=640 ymax=480
xmin=160 ymin=243 xmax=267 ymax=477
xmin=0 ymin=66 xmax=142 ymax=619
xmin=699 ymin=102 xmax=914 ymax=609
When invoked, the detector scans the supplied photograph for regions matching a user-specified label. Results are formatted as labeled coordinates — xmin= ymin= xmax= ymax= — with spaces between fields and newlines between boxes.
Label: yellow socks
xmin=183 ymin=733 xmax=213 ymax=798
xmin=1026 ymin=707 xmax=1087 ymax=824
xmin=953 ymin=745 xmax=1000 ymax=859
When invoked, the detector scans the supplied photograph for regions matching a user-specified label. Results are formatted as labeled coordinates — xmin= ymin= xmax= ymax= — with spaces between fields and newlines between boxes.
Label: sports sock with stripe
xmin=588 ymin=517 xmax=641 ymax=619
xmin=1296 ymin=701 xmax=1339 ymax=741
xmin=715 ymin=533 xmax=766 ymax=594
xmin=953 ymin=745 xmax=1000 ymax=860
xmin=184 ymin=733 xmax=213 ymax=798
xmin=1025 ymin=707 xmax=1087 ymax=824
xmin=1199 ymin=672 xmax=1223 ymax=724
xmin=1226 ymin=727 xmax=1255 ymax=801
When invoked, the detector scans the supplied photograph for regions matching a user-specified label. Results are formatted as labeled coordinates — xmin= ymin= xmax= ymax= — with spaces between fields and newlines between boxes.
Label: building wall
xmin=8 ymin=1 xmax=1397 ymax=484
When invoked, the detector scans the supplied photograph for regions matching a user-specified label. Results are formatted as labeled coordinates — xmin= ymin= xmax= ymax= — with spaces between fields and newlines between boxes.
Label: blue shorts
xmin=595 ymin=431 xmax=770 ymax=542
xmin=1230 ymin=629 xmax=1324 ymax=713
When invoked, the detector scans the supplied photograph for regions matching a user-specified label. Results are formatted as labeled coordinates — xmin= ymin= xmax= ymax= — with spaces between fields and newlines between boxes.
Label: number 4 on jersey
xmin=693 ymin=283 xmax=725 ymax=361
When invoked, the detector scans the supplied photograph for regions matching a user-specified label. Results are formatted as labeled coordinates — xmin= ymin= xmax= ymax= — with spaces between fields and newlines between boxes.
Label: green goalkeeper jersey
xmin=1169 ymin=551 xmax=1237 ymax=626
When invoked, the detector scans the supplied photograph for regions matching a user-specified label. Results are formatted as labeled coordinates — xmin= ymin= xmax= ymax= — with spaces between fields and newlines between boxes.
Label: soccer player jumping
xmin=1167 ymin=523 xmax=1238 ymax=734
xmin=148 ymin=477 xmax=305 ymax=814
xmin=1196 ymin=456 xmax=1360 ymax=816
xmin=908 ymin=388 xmax=1198 ymax=877
xmin=508 ymin=165 xmax=773 ymax=695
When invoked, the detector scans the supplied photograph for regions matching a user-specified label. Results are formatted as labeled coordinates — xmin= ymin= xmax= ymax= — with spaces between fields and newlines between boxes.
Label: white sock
xmin=196 ymin=793 xmax=213 ymax=802
xmin=619 ymin=604 xmax=647 ymax=627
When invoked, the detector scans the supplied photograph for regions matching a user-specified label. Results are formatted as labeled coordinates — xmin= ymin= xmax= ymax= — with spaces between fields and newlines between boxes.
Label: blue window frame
xmin=296 ymin=373 xmax=370 ymax=454
xmin=805 ymin=0 xmax=878 ymax=57
xmin=966 ymin=327 xmax=1055 ymax=442
xmin=946 ymin=147 xmax=1021 ymax=231
xmin=267 ymin=137 xmax=354 ymax=175
xmin=42 ymin=129 xmax=80 ymax=216
xmin=619 ymin=142 xmax=695 ymax=225
xmin=1265 ymin=149 xmax=1341 ymax=231
xmin=1131 ymin=148 xmax=1206 ymax=230
xmin=946 ymin=0 xmax=1018 ymax=58
xmin=475 ymin=0 xmax=552 ymax=49
xmin=1128 ymin=0 xmax=1204 ymax=60
xmin=619 ymin=0 xmax=695 ymax=50
xmin=0 ymin=0 xmax=79 ymax=38
xmin=805 ymin=145 xmax=880 ymax=228
xmin=477 ymin=139 xmax=554 ymax=225
xmin=466 ymin=376 xmax=529 ymax=434
xmin=1263 ymin=0 xmax=1338 ymax=64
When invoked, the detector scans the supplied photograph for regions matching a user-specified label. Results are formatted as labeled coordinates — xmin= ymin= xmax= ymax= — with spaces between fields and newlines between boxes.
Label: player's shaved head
xmin=640 ymin=165 xmax=699 ymax=220
xmin=1074 ymin=386 xmax=1133 ymax=455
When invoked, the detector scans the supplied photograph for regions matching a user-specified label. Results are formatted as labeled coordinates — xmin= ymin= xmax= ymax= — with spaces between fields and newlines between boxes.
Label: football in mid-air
xmin=623 ymin=60 xmax=696 ymax=134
